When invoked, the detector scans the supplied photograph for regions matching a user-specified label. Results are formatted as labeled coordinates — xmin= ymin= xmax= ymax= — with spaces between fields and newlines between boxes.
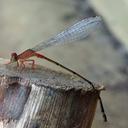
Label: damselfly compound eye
xmin=10 ymin=53 xmax=18 ymax=62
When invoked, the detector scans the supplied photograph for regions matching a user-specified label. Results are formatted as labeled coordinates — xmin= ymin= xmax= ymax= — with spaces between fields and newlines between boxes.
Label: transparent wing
xmin=31 ymin=16 xmax=102 ymax=52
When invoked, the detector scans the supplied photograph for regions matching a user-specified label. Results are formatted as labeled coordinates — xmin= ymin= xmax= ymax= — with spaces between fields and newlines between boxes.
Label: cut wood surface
xmin=0 ymin=59 xmax=104 ymax=128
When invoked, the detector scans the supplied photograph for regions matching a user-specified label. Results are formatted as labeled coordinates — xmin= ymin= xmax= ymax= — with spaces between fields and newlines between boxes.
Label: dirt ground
xmin=0 ymin=0 xmax=128 ymax=128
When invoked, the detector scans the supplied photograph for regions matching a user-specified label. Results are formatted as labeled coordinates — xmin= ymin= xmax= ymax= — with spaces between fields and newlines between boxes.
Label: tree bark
xmin=0 ymin=60 xmax=104 ymax=128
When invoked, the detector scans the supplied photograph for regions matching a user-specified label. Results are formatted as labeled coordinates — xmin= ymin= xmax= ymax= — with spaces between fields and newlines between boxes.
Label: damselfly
xmin=9 ymin=16 xmax=107 ymax=122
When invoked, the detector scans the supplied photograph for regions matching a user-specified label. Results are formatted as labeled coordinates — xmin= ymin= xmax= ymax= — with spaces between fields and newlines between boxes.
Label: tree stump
xmin=0 ymin=60 xmax=104 ymax=128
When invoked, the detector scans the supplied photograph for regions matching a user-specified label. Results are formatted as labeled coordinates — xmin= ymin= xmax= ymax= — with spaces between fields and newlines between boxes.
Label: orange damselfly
xmin=9 ymin=16 xmax=107 ymax=121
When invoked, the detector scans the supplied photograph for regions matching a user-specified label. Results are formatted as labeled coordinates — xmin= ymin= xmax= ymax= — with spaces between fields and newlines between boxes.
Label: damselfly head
xmin=10 ymin=52 xmax=18 ymax=62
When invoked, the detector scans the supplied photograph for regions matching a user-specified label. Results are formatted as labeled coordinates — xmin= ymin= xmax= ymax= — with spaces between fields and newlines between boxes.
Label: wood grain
xmin=0 ymin=59 xmax=103 ymax=128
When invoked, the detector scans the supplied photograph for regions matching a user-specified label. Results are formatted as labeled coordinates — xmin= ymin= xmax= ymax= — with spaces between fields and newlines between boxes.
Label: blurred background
xmin=0 ymin=0 xmax=128 ymax=127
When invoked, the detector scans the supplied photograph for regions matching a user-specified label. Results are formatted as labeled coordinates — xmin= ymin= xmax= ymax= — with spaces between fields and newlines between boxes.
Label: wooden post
xmin=0 ymin=60 xmax=104 ymax=128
